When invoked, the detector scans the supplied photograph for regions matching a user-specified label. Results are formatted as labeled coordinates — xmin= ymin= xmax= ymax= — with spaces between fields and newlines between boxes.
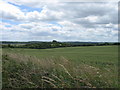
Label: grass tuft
xmin=2 ymin=52 xmax=118 ymax=88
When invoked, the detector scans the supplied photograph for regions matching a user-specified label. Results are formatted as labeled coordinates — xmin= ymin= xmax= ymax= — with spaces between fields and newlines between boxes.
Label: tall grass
xmin=2 ymin=53 xmax=118 ymax=88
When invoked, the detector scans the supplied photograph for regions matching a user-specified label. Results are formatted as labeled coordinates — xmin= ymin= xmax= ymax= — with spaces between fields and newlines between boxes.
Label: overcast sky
xmin=0 ymin=0 xmax=119 ymax=42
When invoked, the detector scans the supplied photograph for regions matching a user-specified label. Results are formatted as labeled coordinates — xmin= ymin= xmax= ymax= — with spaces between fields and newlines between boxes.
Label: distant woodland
xmin=1 ymin=40 xmax=120 ymax=49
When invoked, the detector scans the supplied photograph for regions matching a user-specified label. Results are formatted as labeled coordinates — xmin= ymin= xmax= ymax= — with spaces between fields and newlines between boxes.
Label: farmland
xmin=2 ymin=46 xmax=119 ymax=88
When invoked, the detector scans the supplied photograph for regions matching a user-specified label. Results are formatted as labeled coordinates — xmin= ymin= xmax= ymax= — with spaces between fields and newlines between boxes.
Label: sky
xmin=0 ymin=0 xmax=119 ymax=42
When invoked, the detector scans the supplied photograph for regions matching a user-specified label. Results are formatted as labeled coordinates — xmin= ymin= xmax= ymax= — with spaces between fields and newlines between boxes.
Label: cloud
xmin=0 ymin=0 xmax=25 ymax=21
xmin=1 ymin=0 xmax=118 ymax=42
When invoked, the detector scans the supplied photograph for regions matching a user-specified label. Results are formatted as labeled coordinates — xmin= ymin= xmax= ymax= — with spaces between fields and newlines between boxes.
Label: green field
xmin=3 ymin=46 xmax=118 ymax=67
xmin=2 ymin=46 xmax=118 ymax=88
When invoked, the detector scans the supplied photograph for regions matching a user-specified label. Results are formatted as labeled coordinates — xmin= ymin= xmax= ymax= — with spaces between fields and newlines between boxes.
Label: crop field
xmin=2 ymin=46 xmax=119 ymax=88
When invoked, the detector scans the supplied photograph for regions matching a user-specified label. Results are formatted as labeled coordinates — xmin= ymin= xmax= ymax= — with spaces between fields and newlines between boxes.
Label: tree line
xmin=1 ymin=40 xmax=120 ymax=49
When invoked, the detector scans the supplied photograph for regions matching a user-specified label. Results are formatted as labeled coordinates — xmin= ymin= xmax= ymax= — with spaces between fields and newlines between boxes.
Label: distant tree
xmin=113 ymin=43 xmax=120 ymax=45
xmin=52 ymin=40 xmax=57 ymax=43
xmin=104 ymin=42 xmax=110 ymax=45
xmin=8 ymin=44 xmax=11 ymax=48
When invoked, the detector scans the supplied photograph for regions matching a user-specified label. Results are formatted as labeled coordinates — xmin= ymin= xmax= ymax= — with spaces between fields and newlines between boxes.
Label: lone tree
xmin=52 ymin=40 xmax=57 ymax=43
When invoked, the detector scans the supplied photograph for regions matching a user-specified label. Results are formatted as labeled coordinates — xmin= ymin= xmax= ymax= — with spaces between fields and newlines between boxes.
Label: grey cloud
xmin=1 ymin=1 xmax=118 ymax=42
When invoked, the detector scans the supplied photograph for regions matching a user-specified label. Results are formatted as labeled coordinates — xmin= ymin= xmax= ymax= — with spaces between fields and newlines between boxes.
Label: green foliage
xmin=2 ymin=41 xmax=119 ymax=49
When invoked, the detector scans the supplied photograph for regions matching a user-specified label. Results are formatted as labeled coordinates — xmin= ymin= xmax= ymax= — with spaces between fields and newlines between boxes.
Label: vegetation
xmin=1 ymin=40 xmax=120 ymax=49
xmin=2 ymin=46 xmax=118 ymax=88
